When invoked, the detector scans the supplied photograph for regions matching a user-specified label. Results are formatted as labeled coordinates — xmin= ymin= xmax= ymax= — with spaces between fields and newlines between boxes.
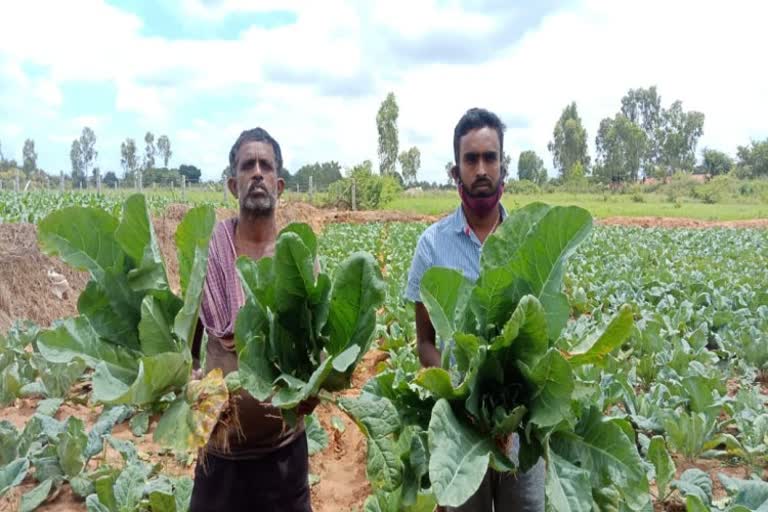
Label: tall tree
xmin=594 ymin=114 xmax=647 ymax=183
xmin=398 ymin=147 xmax=421 ymax=185
xmin=620 ymin=86 xmax=663 ymax=171
xmin=22 ymin=139 xmax=38 ymax=176
xmin=376 ymin=92 xmax=399 ymax=176
xmin=120 ymin=138 xmax=139 ymax=179
xmin=517 ymin=150 xmax=547 ymax=185
xmin=103 ymin=171 xmax=118 ymax=187
xmin=144 ymin=132 xmax=156 ymax=170
xmin=701 ymin=148 xmax=733 ymax=176
xmin=78 ymin=127 xmax=98 ymax=180
xmin=70 ymin=140 xmax=84 ymax=186
xmin=179 ymin=164 xmax=202 ymax=184
xmin=658 ymin=101 xmax=704 ymax=174
xmin=547 ymin=102 xmax=590 ymax=179
xmin=156 ymin=135 xmax=172 ymax=168
xmin=294 ymin=161 xmax=343 ymax=191
xmin=736 ymin=138 xmax=768 ymax=178
xmin=445 ymin=161 xmax=455 ymax=186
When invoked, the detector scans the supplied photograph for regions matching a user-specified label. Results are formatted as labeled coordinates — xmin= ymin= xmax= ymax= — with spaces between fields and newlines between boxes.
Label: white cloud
xmin=1 ymin=0 xmax=767 ymax=181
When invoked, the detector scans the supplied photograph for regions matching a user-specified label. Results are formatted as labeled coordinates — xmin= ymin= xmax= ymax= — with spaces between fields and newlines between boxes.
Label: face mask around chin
xmin=458 ymin=180 xmax=504 ymax=217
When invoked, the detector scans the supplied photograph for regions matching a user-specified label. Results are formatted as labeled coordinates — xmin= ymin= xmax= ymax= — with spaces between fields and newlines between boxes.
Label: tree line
xmin=538 ymin=85 xmax=767 ymax=184
xmin=2 ymin=85 xmax=766 ymax=192
xmin=0 ymin=129 xmax=202 ymax=188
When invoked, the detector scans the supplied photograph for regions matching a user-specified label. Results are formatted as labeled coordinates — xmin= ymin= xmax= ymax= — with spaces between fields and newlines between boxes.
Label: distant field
xmin=384 ymin=191 xmax=768 ymax=221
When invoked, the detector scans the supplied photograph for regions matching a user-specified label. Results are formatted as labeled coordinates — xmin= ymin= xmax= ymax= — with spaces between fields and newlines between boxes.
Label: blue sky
xmin=1 ymin=0 xmax=767 ymax=183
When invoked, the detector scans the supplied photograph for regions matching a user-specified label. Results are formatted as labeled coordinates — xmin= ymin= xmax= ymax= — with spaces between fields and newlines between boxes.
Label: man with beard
xmin=189 ymin=128 xmax=317 ymax=512
xmin=405 ymin=108 xmax=545 ymax=511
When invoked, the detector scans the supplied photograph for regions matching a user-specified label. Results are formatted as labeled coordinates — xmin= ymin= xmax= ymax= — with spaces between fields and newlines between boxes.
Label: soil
xmin=598 ymin=216 xmax=768 ymax=229
xmin=1 ymin=201 xmax=765 ymax=511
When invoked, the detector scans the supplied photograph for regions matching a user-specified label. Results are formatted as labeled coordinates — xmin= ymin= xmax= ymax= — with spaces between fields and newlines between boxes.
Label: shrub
xmin=505 ymin=179 xmax=540 ymax=195
xmin=325 ymin=161 xmax=402 ymax=210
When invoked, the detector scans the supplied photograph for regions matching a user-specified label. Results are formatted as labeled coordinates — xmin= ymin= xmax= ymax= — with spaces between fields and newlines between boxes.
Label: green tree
xmin=658 ymin=101 xmax=704 ymax=174
xmin=70 ymin=139 xmax=85 ymax=186
xmin=103 ymin=171 xmax=118 ymax=187
xmin=22 ymin=138 xmax=38 ymax=177
xmin=517 ymin=150 xmax=547 ymax=184
xmin=179 ymin=164 xmax=202 ymax=184
xmin=294 ymin=161 xmax=343 ymax=191
xmin=621 ymin=86 xmax=663 ymax=170
xmin=156 ymin=135 xmax=172 ymax=168
xmin=78 ymin=127 xmax=98 ymax=182
xmin=445 ymin=161 xmax=455 ymax=185
xmin=120 ymin=138 xmax=138 ymax=179
xmin=376 ymin=92 xmax=399 ymax=176
xmin=398 ymin=147 xmax=421 ymax=185
xmin=594 ymin=114 xmax=647 ymax=183
xmin=736 ymin=138 xmax=768 ymax=178
xmin=547 ymin=102 xmax=590 ymax=179
xmin=502 ymin=152 xmax=512 ymax=174
xmin=144 ymin=132 xmax=156 ymax=170
xmin=701 ymin=148 xmax=733 ymax=176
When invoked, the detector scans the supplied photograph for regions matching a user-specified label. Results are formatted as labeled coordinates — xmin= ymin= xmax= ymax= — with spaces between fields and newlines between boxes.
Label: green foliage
xmin=595 ymin=114 xmax=647 ymax=183
xmin=736 ymin=137 xmax=768 ymax=178
xmin=548 ymin=102 xmax=590 ymax=178
xmin=235 ymin=223 xmax=386 ymax=417
xmin=701 ymin=148 xmax=733 ymax=176
xmin=326 ymin=160 xmax=402 ymax=210
xmin=517 ymin=150 xmax=548 ymax=185
xmin=407 ymin=204 xmax=647 ymax=508
xmin=398 ymin=147 xmax=421 ymax=185
xmin=34 ymin=194 xmax=223 ymax=452
xmin=377 ymin=92 xmax=400 ymax=177
xmin=291 ymin=161 xmax=343 ymax=192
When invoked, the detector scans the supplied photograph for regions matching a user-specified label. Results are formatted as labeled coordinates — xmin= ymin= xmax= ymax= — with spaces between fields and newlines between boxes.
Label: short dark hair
xmin=453 ymin=108 xmax=506 ymax=172
xmin=228 ymin=127 xmax=283 ymax=176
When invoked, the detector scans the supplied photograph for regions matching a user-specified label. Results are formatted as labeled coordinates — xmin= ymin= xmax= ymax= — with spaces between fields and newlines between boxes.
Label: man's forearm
xmin=415 ymin=302 xmax=441 ymax=368
xmin=417 ymin=338 xmax=441 ymax=368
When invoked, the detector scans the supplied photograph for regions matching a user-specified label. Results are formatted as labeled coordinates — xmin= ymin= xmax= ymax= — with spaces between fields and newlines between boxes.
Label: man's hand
xmin=297 ymin=396 xmax=321 ymax=416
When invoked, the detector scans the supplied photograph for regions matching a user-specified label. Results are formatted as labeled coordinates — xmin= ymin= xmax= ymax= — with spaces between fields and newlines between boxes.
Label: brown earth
xmin=598 ymin=216 xmax=768 ymax=229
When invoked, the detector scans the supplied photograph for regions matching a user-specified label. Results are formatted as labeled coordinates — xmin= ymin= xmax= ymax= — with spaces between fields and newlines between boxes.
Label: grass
xmin=384 ymin=191 xmax=768 ymax=221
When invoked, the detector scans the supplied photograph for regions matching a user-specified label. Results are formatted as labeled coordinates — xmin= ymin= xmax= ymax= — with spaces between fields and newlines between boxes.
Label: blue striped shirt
xmin=405 ymin=204 xmax=507 ymax=302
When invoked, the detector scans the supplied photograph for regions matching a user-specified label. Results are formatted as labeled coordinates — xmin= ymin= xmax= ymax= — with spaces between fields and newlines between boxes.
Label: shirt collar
xmin=453 ymin=203 xmax=508 ymax=236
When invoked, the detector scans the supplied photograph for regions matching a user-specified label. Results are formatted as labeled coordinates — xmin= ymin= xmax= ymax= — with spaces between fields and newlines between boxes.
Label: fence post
xmin=222 ymin=176 xmax=227 ymax=202
xmin=308 ymin=175 xmax=314 ymax=202
xmin=60 ymin=171 xmax=64 ymax=192
xmin=96 ymin=170 xmax=102 ymax=194
xmin=14 ymin=169 xmax=20 ymax=194
xmin=138 ymin=171 xmax=143 ymax=191
xmin=351 ymin=178 xmax=356 ymax=210
xmin=181 ymin=175 xmax=186 ymax=201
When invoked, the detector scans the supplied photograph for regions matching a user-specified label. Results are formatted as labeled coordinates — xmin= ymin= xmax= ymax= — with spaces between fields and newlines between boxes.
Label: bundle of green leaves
xmin=413 ymin=203 xmax=650 ymax=509
xmin=234 ymin=223 xmax=386 ymax=423
xmin=34 ymin=194 xmax=227 ymax=451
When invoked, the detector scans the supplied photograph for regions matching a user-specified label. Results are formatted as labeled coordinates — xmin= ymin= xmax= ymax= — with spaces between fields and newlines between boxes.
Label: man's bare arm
xmin=415 ymin=302 xmax=441 ymax=368
xmin=191 ymin=319 xmax=204 ymax=370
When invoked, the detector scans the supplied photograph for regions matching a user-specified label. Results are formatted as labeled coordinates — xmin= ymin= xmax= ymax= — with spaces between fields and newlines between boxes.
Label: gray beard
xmin=241 ymin=192 xmax=276 ymax=216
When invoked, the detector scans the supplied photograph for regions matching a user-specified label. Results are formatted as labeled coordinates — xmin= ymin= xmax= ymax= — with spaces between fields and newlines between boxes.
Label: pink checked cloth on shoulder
xmin=200 ymin=218 xmax=244 ymax=347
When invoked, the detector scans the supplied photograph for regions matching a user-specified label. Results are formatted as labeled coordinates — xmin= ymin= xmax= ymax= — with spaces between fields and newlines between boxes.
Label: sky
xmin=1 ymin=0 xmax=767 ymax=183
